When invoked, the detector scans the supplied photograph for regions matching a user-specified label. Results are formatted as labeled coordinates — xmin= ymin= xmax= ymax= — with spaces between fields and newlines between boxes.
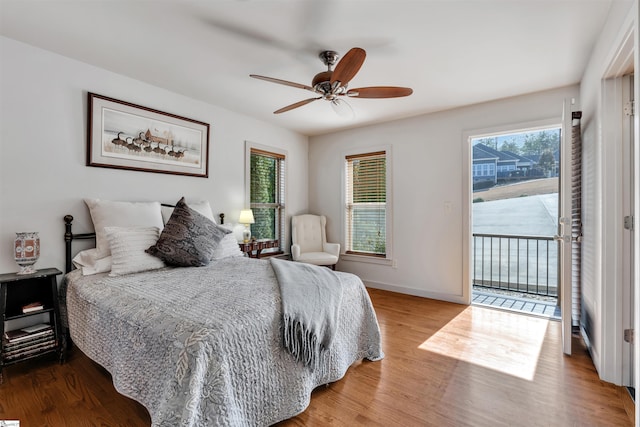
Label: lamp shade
xmin=238 ymin=209 xmax=255 ymax=225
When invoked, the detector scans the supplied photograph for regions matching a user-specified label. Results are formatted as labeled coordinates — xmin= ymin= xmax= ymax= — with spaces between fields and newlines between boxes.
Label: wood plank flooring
xmin=0 ymin=288 xmax=633 ymax=426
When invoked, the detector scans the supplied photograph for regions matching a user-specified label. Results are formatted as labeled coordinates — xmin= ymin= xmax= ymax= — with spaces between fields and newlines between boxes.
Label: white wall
xmin=309 ymin=85 xmax=578 ymax=304
xmin=0 ymin=36 xmax=309 ymax=274
xmin=578 ymin=0 xmax=637 ymax=384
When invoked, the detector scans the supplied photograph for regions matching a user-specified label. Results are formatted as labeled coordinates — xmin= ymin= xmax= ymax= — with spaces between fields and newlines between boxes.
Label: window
xmin=345 ymin=151 xmax=387 ymax=257
xmin=478 ymin=163 xmax=496 ymax=176
xmin=497 ymin=164 xmax=516 ymax=172
xmin=249 ymin=148 xmax=285 ymax=252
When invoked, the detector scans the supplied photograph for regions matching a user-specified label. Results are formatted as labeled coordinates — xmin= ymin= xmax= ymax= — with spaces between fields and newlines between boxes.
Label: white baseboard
xmin=362 ymin=280 xmax=468 ymax=305
xmin=581 ymin=325 xmax=603 ymax=379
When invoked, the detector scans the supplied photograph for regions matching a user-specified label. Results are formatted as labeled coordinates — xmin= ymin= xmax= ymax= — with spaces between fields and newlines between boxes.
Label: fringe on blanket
xmin=282 ymin=314 xmax=327 ymax=376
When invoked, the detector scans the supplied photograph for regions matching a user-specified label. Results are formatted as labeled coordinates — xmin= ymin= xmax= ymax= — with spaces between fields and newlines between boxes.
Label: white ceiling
xmin=0 ymin=0 xmax=613 ymax=136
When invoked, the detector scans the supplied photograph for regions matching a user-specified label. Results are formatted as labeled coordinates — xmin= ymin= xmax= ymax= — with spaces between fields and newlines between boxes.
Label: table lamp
xmin=238 ymin=209 xmax=255 ymax=243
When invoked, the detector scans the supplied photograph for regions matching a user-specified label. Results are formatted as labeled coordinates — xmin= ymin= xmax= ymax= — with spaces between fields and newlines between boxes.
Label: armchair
xmin=291 ymin=214 xmax=340 ymax=270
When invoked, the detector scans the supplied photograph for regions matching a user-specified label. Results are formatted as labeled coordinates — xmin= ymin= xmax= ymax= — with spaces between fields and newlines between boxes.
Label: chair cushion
xmin=296 ymin=252 xmax=338 ymax=266
xmin=293 ymin=215 xmax=324 ymax=253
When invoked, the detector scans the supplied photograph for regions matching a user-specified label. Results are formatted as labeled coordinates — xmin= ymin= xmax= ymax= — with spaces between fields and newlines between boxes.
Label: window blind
xmin=345 ymin=151 xmax=386 ymax=256
xmin=250 ymin=148 xmax=285 ymax=251
xmin=570 ymin=112 xmax=582 ymax=328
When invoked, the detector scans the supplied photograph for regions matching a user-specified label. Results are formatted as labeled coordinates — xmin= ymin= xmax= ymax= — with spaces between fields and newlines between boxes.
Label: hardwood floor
xmin=0 ymin=288 xmax=633 ymax=426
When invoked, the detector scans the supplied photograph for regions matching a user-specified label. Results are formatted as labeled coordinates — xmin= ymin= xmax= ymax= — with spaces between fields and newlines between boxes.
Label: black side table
xmin=0 ymin=268 xmax=64 ymax=383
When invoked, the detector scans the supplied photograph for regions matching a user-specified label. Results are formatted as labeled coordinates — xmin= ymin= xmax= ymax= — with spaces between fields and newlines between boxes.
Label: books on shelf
xmin=22 ymin=301 xmax=45 ymax=314
xmin=4 ymin=339 xmax=57 ymax=361
xmin=4 ymin=336 xmax=56 ymax=359
xmin=4 ymin=323 xmax=53 ymax=343
xmin=22 ymin=323 xmax=50 ymax=334
xmin=2 ymin=324 xmax=56 ymax=361
xmin=4 ymin=332 xmax=54 ymax=351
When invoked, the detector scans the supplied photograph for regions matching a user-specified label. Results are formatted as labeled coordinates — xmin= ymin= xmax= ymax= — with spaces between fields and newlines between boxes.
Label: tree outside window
xmin=250 ymin=148 xmax=285 ymax=250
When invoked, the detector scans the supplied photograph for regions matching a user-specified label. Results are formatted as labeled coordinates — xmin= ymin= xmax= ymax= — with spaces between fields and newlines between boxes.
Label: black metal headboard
xmin=63 ymin=210 xmax=226 ymax=273
xmin=63 ymin=215 xmax=96 ymax=273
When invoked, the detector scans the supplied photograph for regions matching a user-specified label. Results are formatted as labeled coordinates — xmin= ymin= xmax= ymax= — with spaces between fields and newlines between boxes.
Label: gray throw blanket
xmin=270 ymin=258 xmax=343 ymax=373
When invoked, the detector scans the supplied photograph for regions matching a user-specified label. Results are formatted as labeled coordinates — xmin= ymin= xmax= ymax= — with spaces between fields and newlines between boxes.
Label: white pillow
xmin=85 ymin=199 xmax=164 ymax=260
xmin=212 ymin=234 xmax=244 ymax=260
xmin=161 ymin=200 xmax=215 ymax=225
xmin=105 ymin=226 xmax=166 ymax=276
xmin=72 ymin=248 xmax=112 ymax=275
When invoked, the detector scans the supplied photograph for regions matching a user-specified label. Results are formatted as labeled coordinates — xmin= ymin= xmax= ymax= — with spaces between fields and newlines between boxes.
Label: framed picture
xmin=87 ymin=93 xmax=210 ymax=178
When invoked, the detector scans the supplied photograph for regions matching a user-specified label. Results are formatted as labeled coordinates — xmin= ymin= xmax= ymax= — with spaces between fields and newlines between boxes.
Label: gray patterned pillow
xmin=146 ymin=197 xmax=231 ymax=267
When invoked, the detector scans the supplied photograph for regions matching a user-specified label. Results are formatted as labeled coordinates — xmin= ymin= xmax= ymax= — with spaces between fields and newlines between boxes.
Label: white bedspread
xmin=64 ymin=257 xmax=383 ymax=426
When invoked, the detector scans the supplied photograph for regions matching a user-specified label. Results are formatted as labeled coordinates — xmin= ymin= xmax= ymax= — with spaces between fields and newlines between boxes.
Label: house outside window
xmin=249 ymin=147 xmax=285 ymax=252
xmin=345 ymin=150 xmax=388 ymax=257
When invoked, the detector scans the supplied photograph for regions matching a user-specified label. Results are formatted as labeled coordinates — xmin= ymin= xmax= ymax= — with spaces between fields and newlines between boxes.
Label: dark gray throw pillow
xmin=146 ymin=197 xmax=231 ymax=267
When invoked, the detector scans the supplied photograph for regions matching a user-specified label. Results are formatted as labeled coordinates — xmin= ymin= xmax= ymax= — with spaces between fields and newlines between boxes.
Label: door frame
xmin=597 ymin=24 xmax=636 ymax=386
xmin=462 ymin=118 xmax=564 ymax=306
xmin=621 ymin=73 xmax=634 ymax=387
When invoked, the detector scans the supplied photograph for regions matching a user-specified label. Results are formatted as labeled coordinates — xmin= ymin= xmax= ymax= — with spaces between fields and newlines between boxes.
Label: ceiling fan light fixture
xmin=330 ymin=98 xmax=354 ymax=118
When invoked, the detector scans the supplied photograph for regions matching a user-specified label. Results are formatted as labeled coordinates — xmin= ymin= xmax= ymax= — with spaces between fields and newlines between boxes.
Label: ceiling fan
xmin=250 ymin=47 xmax=413 ymax=116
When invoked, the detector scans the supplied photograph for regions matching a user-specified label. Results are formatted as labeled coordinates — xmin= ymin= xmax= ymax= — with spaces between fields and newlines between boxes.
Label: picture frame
xmin=87 ymin=92 xmax=210 ymax=178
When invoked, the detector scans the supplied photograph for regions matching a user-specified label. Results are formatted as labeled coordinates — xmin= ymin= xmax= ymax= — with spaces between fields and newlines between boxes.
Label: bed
xmin=61 ymin=199 xmax=384 ymax=426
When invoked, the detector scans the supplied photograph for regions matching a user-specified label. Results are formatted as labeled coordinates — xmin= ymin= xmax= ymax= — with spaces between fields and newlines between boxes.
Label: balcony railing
xmin=472 ymin=233 xmax=557 ymax=297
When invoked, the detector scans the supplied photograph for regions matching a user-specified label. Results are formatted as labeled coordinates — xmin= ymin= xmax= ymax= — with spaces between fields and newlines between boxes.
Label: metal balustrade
xmin=472 ymin=233 xmax=558 ymax=297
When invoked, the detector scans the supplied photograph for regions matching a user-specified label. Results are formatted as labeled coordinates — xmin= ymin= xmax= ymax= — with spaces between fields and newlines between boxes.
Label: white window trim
xmin=244 ymin=141 xmax=288 ymax=252
xmin=340 ymin=253 xmax=393 ymax=266
xmin=341 ymin=145 xmax=393 ymax=266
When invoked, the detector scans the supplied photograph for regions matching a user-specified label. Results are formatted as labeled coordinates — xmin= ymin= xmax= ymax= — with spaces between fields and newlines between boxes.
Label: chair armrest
xmin=323 ymin=242 xmax=340 ymax=257
xmin=291 ymin=244 xmax=301 ymax=260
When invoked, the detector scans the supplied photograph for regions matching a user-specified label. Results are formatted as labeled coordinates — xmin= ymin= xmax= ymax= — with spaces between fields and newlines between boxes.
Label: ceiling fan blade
xmin=274 ymin=97 xmax=321 ymax=114
xmin=346 ymin=86 xmax=413 ymax=98
xmin=330 ymin=47 xmax=366 ymax=86
xmin=201 ymin=17 xmax=296 ymax=53
xmin=250 ymin=75 xmax=315 ymax=92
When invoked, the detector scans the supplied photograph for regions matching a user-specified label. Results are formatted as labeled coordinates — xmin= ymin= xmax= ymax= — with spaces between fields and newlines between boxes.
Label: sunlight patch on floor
xmin=418 ymin=306 xmax=549 ymax=381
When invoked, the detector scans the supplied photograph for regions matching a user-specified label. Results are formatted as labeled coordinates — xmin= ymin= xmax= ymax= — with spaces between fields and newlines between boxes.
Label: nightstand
xmin=0 ymin=268 xmax=65 ymax=383
xmin=238 ymin=239 xmax=280 ymax=258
